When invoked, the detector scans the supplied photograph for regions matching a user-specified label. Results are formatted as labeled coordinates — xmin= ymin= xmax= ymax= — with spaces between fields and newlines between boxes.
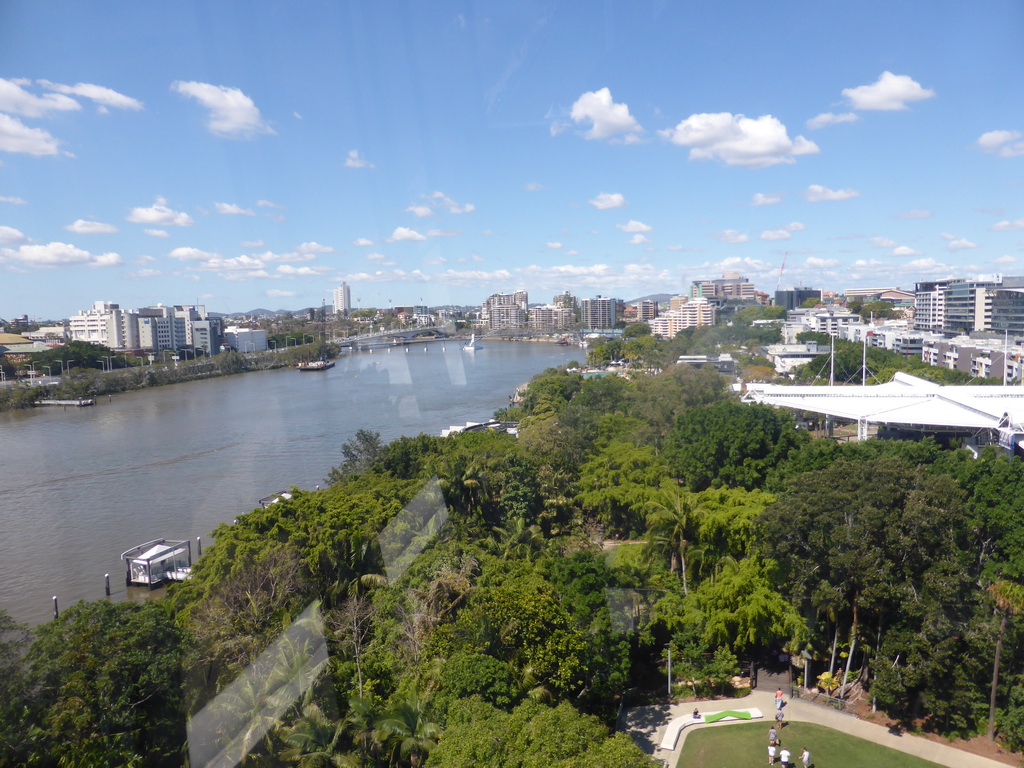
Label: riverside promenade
xmin=621 ymin=689 xmax=1017 ymax=768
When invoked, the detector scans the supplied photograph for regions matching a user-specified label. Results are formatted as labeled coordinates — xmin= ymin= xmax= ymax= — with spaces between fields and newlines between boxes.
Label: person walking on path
xmin=801 ymin=747 xmax=810 ymax=768
xmin=776 ymin=688 xmax=784 ymax=709
xmin=775 ymin=707 xmax=785 ymax=727
xmin=768 ymin=743 xmax=777 ymax=765
xmin=768 ymin=726 xmax=777 ymax=745
xmin=779 ymin=747 xmax=791 ymax=767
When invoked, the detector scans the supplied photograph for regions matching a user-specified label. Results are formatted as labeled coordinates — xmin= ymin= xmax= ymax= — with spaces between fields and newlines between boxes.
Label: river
xmin=0 ymin=340 xmax=581 ymax=624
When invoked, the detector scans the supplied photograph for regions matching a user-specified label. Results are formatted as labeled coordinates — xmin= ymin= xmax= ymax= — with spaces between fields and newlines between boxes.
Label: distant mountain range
xmin=625 ymin=293 xmax=674 ymax=305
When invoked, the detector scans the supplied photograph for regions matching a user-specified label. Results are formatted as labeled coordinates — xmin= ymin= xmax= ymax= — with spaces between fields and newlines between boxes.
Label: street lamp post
xmin=268 ymin=339 xmax=277 ymax=352
xmin=103 ymin=356 xmax=114 ymax=372
xmin=161 ymin=350 xmax=172 ymax=364
xmin=43 ymin=365 xmax=52 ymax=378
xmin=55 ymin=360 xmax=65 ymax=375
xmin=287 ymin=338 xmax=297 ymax=347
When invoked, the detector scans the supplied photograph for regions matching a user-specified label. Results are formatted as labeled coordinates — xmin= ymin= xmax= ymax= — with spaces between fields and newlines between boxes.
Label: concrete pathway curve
xmin=621 ymin=689 xmax=1017 ymax=768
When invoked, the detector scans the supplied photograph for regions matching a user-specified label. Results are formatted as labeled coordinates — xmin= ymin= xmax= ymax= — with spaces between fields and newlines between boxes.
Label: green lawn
xmin=677 ymin=721 xmax=945 ymax=768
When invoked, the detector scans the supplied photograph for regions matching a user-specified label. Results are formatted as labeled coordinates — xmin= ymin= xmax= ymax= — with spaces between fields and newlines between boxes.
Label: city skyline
xmin=2 ymin=2 xmax=1023 ymax=319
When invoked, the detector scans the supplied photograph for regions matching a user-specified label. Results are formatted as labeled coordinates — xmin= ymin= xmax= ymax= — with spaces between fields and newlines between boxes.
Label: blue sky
xmin=2 ymin=1 xmax=1023 ymax=319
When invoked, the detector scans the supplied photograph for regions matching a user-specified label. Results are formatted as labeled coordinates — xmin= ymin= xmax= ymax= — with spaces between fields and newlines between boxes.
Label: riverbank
xmin=0 ymin=345 xmax=327 ymax=412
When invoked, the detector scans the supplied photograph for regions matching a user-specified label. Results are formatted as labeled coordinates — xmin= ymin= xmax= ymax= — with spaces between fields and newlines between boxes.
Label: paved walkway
xmin=621 ymin=689 xmax=1016 ymax=768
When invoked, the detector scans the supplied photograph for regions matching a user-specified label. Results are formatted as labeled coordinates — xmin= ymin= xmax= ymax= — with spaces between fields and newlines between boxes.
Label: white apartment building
xmin=333 ymin=283 xmax=352 ymax=316
xmin=648 ymin=297 xmax=715 ymax=337
xmin=482 ymin=290 xmax=528 ymax=330
xmin=782 ymin=308 xmax=863 ymax=342
xmin=528 ymin=305 xmax=575 ymax=330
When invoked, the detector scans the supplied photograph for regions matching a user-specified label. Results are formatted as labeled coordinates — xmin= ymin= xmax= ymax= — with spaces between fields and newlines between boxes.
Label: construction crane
xmin=775 ymin=251 xmax=789 ymax=294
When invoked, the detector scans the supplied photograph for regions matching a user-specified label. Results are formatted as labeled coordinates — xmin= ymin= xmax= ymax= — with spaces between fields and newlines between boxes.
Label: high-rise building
xmin=482 ymin=290 xmax=528 ymax=330
xmin=528 ymin=305 xmax=575 ymax=330
xmin=775 ymin=287 xmax=822 ymax=311
xmin=648 ymin=298 xmax=715 ymax=336
xmin=581 ymin=296 xmax=619 ymax=329
xmin=636 ymin=299 xmax=658 ymax=320
xmin=333 ymin=283 xmax=352 ymax=316
xmin=692 ymin=272 xmax=756 ymax=303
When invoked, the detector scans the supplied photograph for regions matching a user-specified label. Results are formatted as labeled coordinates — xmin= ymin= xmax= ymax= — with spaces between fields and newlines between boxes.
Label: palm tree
xmin=344 ymin=696 xmax=384 ymax=767
xmin=987 ymin=579 xmax=1024 ymax=740
xmin=484 ymin=518 xmax=545 ymax=561
xmin=644 ymin=487 xmax=701 ymax=595
xmin=278 ymin=702 xmax=359 ymax=767
xmin=378 ymin=689 xmax=441 ymax=768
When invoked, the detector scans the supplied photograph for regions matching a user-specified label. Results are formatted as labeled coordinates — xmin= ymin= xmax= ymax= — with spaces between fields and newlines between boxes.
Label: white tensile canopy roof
xmin=743 ymin=372 xmax=1024 ymax=431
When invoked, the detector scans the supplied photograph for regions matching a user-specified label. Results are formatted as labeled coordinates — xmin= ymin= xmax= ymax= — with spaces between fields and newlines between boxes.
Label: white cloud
xmin=899 ymin=209 xmax=932 ymax=219
xmin=344 ymin=149 xmax=374 ymax=168
xmin=568 ymin=87 xmax=643 ymax=142
xmin=564 ymin=249 xmax=579 ymax=256
xmin=128 ymin=268 xmax=164 ymax=279
xmin=127 ymin=197 xmax=194 ymax=226
xmin=249 ymin=250 xmax=316 ymax=264
xmin=214 ymin=202 xmax=255 ymax=216
xmin=806 ymin=112 xmax=859 ymax=130
xmin=0 ymin=113 xmax=61 ymax=155
xmin=266 ymin=289 xmax=296 ymax=298
xmin=805 ymin=257 xmax=839 ymax=268
xmin=427 ymin=229 xmax=461 ymax=238
xmin=425 ymin=256 xmax=448 ymax=265
xmin=257 ymin=199 xmax=285 ymax=209
xmin=390 ymin=226 xmax=426 ymax=242
xmin=994 ymin=255 xmax=1017 ymax=264
xmin=805 ymin=184 xmax=860 ymax=202
xmin=991 ymin=219 xmax=1024 ymax=231
xmin=366 ymin=253 xmax=390 ymax=262
xmin=889 ymin=245 xmax=921 ymax=257
xmin=0 ymin=196 xmax=26 ymax=205
xmin=240 ymin=239 xmax=264 ymax=248
xmin=427 ymin=191 xmax=475 ymax=214
xmin=193 ymin=254 xmax=267 ymax=273
xmin=659 ymin=112 xmax=818 ymax=168
xmin=38 ymin=80 xmax=143 ymax=111
xmin=628 ymin=234 xmax=650 ymax=244
xmin=666 ymin=245 xmax=685 ymax=252
xmin=617 ymin=220 xmax=652 ymax=233
xmin=546 ymin=242 xmax=563 ymax=249
xmin=171 ymin=81 xmax=274 ymax=138
xmin=785 ymin=222 xmax=806 ymax=232
xmin=0 ymin=77 xmax=80 ymax=117
xmin=0 ymin=241 xmax=120 ymax=268
xmin=0 ymin=225 xmax=28 ymax=243
xmin=296 ymin=242 xmax=334 ymax=254
xmin=715 ymin=229 xmax=749 ymax=243
xmin=526 ymin=182 xmax=543 ymax=192
xmin=589 ymin=192 xmax=627 ymax=210
xmin=978 ymin=130 xmax=1024 ymax=158
xmin=168 ymin=246 xmax=219 ymax=261
xmin=842 ymin=72 xmax=935 ymax=111
xmin=353 ymin=238 xmax=374 ymax=246
xmin=277 ymin=264 xmax=328 ymax=276
xmin=760 ymin=229 xmax=792 ymax=241
xmin=64 ymin=219 xmax=118 ymax=235
xmin=405 ymin=205 xmax=433 ymax=218
xmin=870 ymin=236 xmax=897 ymax=248
xmin=947 ymin=237 xmax=978 ymax=251
xmin=751 ymin=192 xmax=781 ymax=206
xmin=144 ymin=229 xmax=169 ymax=238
